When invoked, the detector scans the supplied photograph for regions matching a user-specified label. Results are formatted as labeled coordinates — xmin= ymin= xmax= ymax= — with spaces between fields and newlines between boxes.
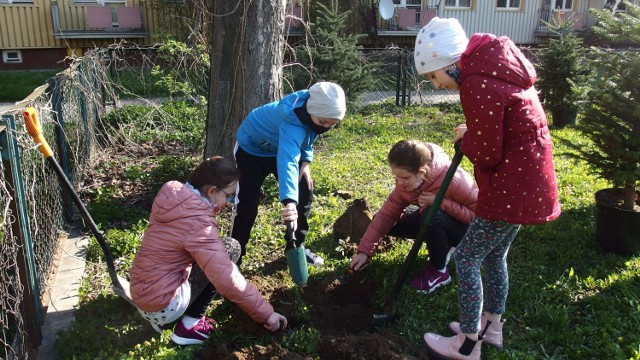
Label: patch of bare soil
xmin=197 ymin=269 xmax=428 ymax=359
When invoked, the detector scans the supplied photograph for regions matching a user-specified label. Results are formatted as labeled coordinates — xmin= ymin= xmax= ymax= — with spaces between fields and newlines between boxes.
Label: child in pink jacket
xmin=129 ymin=156 xmax=287 ymax=346
xmin=350 ymin=140 xmax=478 ymax=294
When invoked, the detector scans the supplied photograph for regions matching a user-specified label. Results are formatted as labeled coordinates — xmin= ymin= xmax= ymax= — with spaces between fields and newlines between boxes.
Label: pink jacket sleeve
xmin=185 ymin=228 xmax=273 ymax=324
xmin=357 ymin=189 xmax=408 ymax=257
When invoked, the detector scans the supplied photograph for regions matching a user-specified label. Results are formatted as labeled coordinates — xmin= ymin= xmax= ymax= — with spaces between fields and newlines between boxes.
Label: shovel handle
xmin=23 ymin=107 xmax=54 ymax=158
xmin=286 ymin=221 xmax=297 ymax=248
xmin=22 ymin=107 xmax=128 ymax=299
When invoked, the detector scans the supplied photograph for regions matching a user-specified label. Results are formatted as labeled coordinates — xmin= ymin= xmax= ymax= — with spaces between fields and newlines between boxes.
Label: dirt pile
xmin=198 ymin=269 xmax=428 ymax=359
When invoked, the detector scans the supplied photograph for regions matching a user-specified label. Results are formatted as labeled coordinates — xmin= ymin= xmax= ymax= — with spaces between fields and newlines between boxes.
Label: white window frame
xmin=497 ymin=0 xmax=522 ymax=10
xmin=445 ymin=0 xmax=472 ymax=9
xmin=2 ymin=50 xmax=23 ymax=64
xmin=393 ymin=0 xmax=421 ymax=6
xmin=0 ymin=0 xmax=34 ymax=4
xmin=553 ymin=0 xmax=573 ymax=10
xmin=73 ymin=0 xmax=124 ymax=4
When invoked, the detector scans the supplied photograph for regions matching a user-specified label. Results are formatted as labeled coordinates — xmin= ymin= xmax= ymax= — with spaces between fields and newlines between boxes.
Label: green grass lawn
xmin=0 ymin=70 xmax=59 ymax=102
xmin=56 ymin=101 xmax=640 ymax=359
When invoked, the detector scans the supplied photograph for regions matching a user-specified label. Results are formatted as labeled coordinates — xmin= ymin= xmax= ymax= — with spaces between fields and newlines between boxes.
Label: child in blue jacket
xmin=232 ymin=82 xmax=346 ymax=266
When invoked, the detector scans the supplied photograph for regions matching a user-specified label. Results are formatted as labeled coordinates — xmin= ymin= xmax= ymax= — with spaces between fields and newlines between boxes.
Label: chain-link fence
xmin=0 ymin=49 xmax=108 ymax=359
xmin=358 ymin=47 xmax=460 ymax=107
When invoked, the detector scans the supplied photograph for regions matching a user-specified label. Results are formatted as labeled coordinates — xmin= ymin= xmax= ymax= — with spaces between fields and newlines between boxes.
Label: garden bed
xmin=196 ymin=264 xmax=428 ymax=359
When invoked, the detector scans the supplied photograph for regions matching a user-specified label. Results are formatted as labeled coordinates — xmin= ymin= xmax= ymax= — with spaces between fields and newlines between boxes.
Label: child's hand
xmin=418 ymin=193 xmax=436 ymax=208
xmin=350 ymin=253 xmax=369 ymax=271
xmin=281 ymin=203 xmax=298 ymax=231
xmin=453 ymin=124 xmax=467 ymax=143
xmin=264 ymin=312 xmax=288 ymax=332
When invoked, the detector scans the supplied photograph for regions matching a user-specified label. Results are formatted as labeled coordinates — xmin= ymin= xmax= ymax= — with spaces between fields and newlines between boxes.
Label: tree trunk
xmin=204 ymin=0 xmax=286 ymax=159
xmin=623 ymin=182 xmax=637 ymax=211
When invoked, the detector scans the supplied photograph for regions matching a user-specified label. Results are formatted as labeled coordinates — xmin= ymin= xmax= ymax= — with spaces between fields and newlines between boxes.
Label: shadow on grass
xmin=54 ymin=294 xmax=156 ymax=359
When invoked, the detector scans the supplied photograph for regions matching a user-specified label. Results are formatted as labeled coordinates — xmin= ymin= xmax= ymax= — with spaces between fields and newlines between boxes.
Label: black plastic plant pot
xmin=551 ymin=106 xmax=578 ymax=128
xmin=595 ymin=188 xmax=640 ymax=255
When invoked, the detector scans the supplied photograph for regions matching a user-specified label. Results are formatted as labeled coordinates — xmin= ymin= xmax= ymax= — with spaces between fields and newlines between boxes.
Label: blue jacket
xmin=236 ymin=90 xmax=317 ymax=203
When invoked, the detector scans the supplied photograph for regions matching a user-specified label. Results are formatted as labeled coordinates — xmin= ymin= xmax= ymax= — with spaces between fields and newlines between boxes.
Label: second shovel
xmin=285 ymin=221 xmax=309 ymax=287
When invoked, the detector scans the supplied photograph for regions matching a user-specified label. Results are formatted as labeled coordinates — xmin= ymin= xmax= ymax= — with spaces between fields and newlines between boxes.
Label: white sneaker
xmin=305 ymin=248 xmax=324 ymax=267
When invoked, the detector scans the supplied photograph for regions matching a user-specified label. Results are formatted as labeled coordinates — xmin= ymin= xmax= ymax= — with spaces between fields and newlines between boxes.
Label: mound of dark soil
xmin=197 ymin=269 xmax=428 ymax=359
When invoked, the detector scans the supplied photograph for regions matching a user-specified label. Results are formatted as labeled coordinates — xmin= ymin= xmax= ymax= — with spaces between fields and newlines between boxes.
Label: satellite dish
xmin=379 ymin=0 xmax=394 ymax=20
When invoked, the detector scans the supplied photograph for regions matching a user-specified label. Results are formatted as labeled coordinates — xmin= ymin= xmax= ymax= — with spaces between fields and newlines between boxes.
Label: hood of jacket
xmin=459 ymin=33 xmax=537 ymax=90
xmin=422 ymin=143 xmax=449 ymax=188
xmin=150 ymin=181 xmax=216 ymax=224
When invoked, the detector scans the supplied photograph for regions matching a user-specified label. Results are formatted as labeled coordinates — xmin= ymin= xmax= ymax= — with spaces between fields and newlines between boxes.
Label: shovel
xmin=285 ymin=221 xmax=308 ymax=287
xmin=23 ymin=107 xmax=135 ymax=306
xmin=369 ymin=143 xmax=464 ymax=331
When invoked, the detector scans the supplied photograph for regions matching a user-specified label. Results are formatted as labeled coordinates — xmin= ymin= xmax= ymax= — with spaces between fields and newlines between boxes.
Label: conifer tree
xmin=571 ymin=3 xmax=640 ymax=210
xmin=293 ymin=0 xmax=373 ymax=105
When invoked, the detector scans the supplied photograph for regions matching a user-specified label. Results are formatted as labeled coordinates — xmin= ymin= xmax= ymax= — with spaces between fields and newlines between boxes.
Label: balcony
xmin=363 ymin=5 xmax=437 ymax=38
xmin=51 ymin=1 xmax=147 ymax=39
xmin=534 ymin=9 xmax=594 ymax=37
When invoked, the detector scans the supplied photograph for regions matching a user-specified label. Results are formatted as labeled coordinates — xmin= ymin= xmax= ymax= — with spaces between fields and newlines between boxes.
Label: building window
xmin=0 ymin=0 xmax=34 ymax=3
xmin=445 ymin=0 xmax=471 ymax=8
xmin=393 ymin=0 xmax=421 ymax=6
xmin=497 ymin=0 xmax=521 ymax=10
xmin=553 ymin=0 xmax=573 ymax=10
xmin=73 ymin=0 xmax=124 ymax=4
xmin=2 ymin=50 xmax=22 ymax=64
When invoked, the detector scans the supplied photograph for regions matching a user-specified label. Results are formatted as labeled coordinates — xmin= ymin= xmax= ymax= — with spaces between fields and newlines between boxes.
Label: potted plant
xmin=536 ymin=14 xmax=588 ymax=127
xmin=569 ymin=3 xmax=640 ymax=254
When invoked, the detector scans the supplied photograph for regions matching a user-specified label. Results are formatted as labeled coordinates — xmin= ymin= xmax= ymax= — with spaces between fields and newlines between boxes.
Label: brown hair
xmin=388 ymin=140 xmax=433 ymax=174
xmin=187 ymin=156 xmax=240 ymax=192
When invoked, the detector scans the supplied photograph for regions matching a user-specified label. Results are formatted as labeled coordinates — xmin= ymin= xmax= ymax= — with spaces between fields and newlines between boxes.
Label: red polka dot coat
xmin=458 ymin=33 xmax=561 ymax=225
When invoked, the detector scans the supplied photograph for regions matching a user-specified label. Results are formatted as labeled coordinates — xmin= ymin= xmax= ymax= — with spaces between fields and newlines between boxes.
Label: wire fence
xmin=0 ymin=49 xmax=108 ymax=359
xmin=359 ymin=47 xmax=460 ymax=107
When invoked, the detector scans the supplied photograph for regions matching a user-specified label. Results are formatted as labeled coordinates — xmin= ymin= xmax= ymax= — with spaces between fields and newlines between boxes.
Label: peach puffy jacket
xmin=358 ymin=143 xmax=478 ymax=257
xmin=129 ymin=181 xmax=273 ymax=324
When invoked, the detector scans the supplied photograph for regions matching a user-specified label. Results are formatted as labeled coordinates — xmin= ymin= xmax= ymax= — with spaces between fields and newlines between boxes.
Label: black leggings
xmin=231 ymin=146 xmax=313 ymax=263
xmin=387 ymin=206 xmax=468 ymax=269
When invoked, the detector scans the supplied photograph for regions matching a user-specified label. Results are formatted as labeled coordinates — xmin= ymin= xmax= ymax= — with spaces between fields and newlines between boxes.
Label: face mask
xmin=210 ymin=198 xmax=221 ymax=215
xmin=444 ymin=64 xmax=462 ymax=84
xmin=309 ymin=122 xmax=332 ymax=135
xmin=294 ymin=105 xmax=333 ymax=134
xmin=413 ymin=177 xmax=425 ymax=190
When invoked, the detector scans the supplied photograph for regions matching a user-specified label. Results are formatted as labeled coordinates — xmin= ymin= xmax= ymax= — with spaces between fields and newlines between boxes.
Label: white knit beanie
xmin=414 ymin=17 xmax=469 ymax=75
xmin=306 ymin=82 xmax=347 ymax=120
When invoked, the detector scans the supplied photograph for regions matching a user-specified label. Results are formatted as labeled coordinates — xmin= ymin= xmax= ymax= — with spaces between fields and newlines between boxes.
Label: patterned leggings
xmin=454 ymin=217 xmax=520 ymax=334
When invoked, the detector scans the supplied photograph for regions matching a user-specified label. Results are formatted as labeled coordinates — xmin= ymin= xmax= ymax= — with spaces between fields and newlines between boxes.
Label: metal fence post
xmin=395 ymin=50 xmax=402 ymax=106
xmin=78 ymin=62 xmax=91 ymax=157
xmin=0 ymin=115 xmax=43 ymax=349
xmin=46 ymin=77 xmax=75 ymax=222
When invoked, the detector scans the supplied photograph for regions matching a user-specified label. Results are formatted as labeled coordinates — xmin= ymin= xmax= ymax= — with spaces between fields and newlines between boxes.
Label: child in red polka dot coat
xmin=414 ymin=17 xmax=561 ymax=359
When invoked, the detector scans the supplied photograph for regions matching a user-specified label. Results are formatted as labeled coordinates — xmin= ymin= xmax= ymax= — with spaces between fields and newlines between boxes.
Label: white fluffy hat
xmin=414 ymin=17 xmax=469 ymax=75
xmin=306 ymin=82 xmax=347 ymax=120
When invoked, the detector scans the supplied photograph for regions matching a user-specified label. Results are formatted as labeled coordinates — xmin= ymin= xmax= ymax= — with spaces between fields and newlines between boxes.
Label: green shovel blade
xmin=286 ymin=245 xmax=308 ymax=287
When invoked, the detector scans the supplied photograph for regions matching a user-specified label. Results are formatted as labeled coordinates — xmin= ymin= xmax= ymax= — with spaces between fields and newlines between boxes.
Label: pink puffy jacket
xmin=129 ymin=181 xmax=273 ymax=324
xmin=358 ymin=143 xmax=478 ymax=257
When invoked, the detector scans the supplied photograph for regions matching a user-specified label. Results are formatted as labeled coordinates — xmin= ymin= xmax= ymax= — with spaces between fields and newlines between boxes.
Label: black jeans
xmin=232 ymin=146 xmax=312 ymax=263
xmin=387 ymin=206 xmax=468 ymax=269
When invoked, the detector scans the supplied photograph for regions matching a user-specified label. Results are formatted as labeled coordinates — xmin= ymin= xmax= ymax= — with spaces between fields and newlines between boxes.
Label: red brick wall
xmin=0 ymin=48 xmax=68 ymax=71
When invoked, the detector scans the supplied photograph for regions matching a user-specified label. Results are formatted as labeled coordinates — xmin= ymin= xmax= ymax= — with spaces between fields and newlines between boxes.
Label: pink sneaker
xmin=170 ymin=316 xmax=217 ymax=345
xmin=409 ymin=264 xmax=451 ymax=294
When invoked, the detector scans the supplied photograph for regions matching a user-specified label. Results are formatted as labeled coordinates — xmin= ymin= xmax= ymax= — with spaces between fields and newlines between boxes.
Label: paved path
xmin=37 ymin=228 xmax=87 ymax=360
